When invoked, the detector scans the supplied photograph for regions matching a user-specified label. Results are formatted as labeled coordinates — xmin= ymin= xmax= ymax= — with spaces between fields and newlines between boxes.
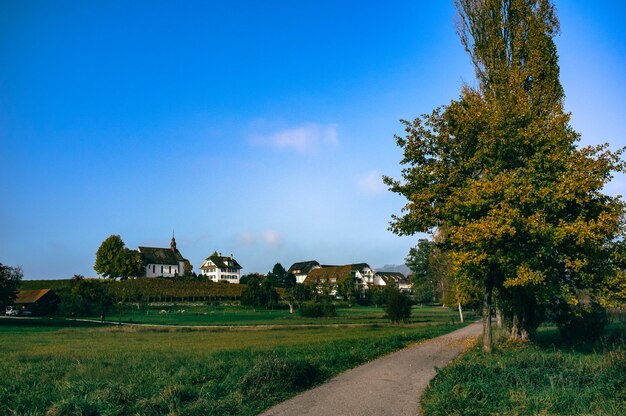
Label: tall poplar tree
xmin=385 ymin=0 xmax=625 ymax=351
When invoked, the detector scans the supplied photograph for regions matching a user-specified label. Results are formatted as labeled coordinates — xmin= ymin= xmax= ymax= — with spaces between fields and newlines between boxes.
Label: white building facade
xmin=200 ymin=252 xmax=242 ymax=283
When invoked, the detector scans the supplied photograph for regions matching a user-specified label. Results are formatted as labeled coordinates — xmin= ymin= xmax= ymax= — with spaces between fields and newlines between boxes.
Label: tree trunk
xmin=482 ymin=283 xmax=493 ymax=353
xmin=289 ymin=302 xmax=294 ymax=314
xmin=458 ymin=302 xmax=464 ymax=323
xmin=495 ymin=306 xmax=502 ymax=328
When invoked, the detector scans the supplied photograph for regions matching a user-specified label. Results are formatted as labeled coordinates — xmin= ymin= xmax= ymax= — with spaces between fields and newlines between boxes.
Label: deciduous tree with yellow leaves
xmin=385 ymin=0 xmax=625 ymax=352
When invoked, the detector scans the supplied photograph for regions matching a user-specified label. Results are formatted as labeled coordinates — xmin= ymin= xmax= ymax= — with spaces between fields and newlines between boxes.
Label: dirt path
xmin=261 ymin=322 xmax=482 ymax=416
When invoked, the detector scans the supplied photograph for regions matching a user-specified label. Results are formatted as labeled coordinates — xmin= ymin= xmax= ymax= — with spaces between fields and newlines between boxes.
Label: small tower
xmin=171 ymin=230 xmax=177 ymax=252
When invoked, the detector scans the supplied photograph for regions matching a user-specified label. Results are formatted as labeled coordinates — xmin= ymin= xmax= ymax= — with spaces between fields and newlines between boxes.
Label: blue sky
xmin=1 ymin=1 xmax=625 ymax=279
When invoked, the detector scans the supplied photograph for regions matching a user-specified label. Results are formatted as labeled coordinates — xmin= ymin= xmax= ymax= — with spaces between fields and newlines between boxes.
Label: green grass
xmin=1 ymin=319 xmax=467 ymax=415
xmin=93 ymin=304 xmax=473 ymax=326
xmin=420 ymin=323 xmax=626 ymax=416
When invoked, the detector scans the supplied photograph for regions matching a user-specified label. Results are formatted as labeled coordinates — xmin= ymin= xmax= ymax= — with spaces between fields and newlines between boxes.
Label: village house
xmin=287 ymin=260 xmax=321 ymax=284
xmin=303 ymin=263 xmax=376 ymax=293
xmin=374 ymin=271 xmax=412 ymax=291
xmin=138 ymin=234 xmax=189 ymax=278
xmin=200 ymin=252 xmax=242 ymax=283
xmin=348 ymin=263 xmax=376 ymax=289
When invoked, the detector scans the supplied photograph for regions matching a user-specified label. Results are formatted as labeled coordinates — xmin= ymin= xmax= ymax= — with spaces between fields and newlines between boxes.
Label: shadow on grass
xmin=529 ymin=321 xmax=626 ymax=354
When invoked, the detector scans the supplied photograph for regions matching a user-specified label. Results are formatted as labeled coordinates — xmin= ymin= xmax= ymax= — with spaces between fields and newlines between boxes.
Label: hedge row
xmin=20 ymin=278 xmax=247 ymax=302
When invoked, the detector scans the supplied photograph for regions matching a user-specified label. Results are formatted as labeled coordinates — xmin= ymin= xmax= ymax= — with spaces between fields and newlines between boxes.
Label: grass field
xmin=95 ymin=304 xmax=471 ymax=326
xmin=420 ymin=322 xmax=626 ymax=416
xmin=1 ymin=308 xmax=469 ymax=415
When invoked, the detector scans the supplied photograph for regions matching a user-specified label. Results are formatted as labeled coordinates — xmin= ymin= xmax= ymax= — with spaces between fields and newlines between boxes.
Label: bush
xmin=384 ymin=286 xmax=412 ymax=323
xmin=553 ymin=300 xmax=608 ymax=341
xmin=299 ymin=301 xmax=336 ymax=318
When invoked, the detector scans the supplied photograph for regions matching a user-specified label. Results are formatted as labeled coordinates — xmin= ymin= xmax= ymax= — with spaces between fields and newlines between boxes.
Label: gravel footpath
xmin=261 ymin=322 xmax=482 ymax=416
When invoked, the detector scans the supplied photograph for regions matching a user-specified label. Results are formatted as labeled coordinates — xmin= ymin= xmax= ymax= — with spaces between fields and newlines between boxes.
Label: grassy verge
xmin=1 ymin=321 xmax=465 ymax=415
xmin=420 ymin=323 xmax=626 ymax=416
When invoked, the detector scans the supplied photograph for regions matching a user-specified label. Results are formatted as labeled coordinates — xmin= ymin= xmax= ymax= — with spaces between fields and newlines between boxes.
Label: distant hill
xmin=374 ymin=264 xmax=410 ymax=276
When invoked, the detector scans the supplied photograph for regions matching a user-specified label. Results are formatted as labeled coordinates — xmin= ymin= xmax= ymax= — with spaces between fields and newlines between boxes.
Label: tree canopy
xmin=94 ymin=235 xmax=144 ymax=279
xmin=267 ymin=263 xmax=294 ymax=288
xmin=385 ymin=0 xmax=625 ymax=350
xmin=0 ymin=263 xmax=23 ymax=309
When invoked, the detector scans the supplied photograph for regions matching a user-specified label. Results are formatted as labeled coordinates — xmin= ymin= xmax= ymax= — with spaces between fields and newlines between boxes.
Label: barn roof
xmin=15 ymin=289 xmax=53 ymax=304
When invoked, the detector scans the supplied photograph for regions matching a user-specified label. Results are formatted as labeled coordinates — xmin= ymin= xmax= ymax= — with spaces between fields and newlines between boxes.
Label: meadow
xmin=1 ymin=306 xmax=470 ymax=415
xmin=420 ymin=321 xmax=626 ymax=416
xmin=99 ymin=303 xmax=468 ymax=326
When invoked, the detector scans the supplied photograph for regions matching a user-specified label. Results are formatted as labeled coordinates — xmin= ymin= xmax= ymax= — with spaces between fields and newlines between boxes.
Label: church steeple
xmin=171 ymin=230 xmax=177 ymax=252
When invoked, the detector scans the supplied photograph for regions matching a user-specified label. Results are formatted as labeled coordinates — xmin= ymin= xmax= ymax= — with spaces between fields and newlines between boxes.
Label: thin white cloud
xmin=357 ymin=171 xmax=387 ymax=195
xmin=254 ymin=122 xmax=339 ymax=154
xmin=236 ymin=232 xmax=256 ymax=246
xmin=262 ymin=229 xmax=284 ymax=248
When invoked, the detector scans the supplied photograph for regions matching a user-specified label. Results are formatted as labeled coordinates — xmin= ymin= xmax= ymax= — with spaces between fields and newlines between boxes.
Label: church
xmin=138 ymin=233 xmax=189 ymax=278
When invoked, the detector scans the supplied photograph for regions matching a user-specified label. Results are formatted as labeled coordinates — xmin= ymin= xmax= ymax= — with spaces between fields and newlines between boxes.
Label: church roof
xmin=138 ymin=247 xmax=185 ymax=265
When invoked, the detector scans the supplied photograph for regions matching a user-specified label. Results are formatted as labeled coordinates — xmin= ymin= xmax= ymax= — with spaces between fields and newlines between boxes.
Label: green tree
xmin=0 ymin=263 xmax=23 ymax=310
xmin=336 ymin=275 xmax=358 ymax=306
xmin=406 ymin=239 xmax=435 ymax=303
xmin=62 ymin=278 xmax=113 ymax=317
xmin=240 ymin=272 xmax=264 ymax=285
xmin=240 ymin=275 xmax=279 ymax=309
xmin=384 ymin=285 xmax=412 ymax=323
xmin=291 ymin=283 xmax=312 ymax=303
xmin=385 ymin=0 xmax=625 ymax=351
xmin=267 ymin=263 xmax=292 ymax=288
xmin=94 ymin=235 xmax=143 ymax=279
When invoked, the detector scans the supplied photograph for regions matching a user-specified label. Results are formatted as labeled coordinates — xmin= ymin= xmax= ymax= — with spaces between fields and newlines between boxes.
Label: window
xmin=161 ymin=266 xmax=163 ymax=273
xmin=169 ymin=266 xmax=171 ymax=274
xmin=152 ymin=265 xmax=155 ymax=273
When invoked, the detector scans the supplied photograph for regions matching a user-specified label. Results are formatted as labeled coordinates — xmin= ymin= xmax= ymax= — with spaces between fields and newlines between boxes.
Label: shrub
xmin=384 ymin=286 xmax=412 ymax=323
xmin=299 ymin=301 xmax=336 ymax=318
xmin=553 ymin=300 xmax=608 ymax=341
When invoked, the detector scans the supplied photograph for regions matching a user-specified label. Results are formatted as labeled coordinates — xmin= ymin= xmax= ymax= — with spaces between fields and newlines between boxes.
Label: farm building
xmin=14 ymin=289 xmax=60 ymax=315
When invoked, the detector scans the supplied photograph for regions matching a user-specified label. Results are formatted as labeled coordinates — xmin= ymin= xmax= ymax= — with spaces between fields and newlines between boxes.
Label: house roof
xmin=350 ymin=263 xmax=371 ymax=272
xmin=321 ymin=263 xmax=371 ymax=272
xmin=304 ymin=265 xmax=352 ymax=285
xmin=138 ymin=247 xmax=185 ymax=266
xmin=15 ymin=289 xmax=54 ymax=304
xmin=287 ymin=260 xmax=320 ymax=275
xmin=375 ymin=271 xmax=409 ymax=284
xmin=200 ymin=252 xmax=242 ymax=270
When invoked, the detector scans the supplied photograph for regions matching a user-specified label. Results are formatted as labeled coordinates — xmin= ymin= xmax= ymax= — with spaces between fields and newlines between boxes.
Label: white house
xmin=287 ymin=260 xmax=321 ymax=284
xmin=138 ymin=234 xmax=188 ymax=278
xmin=348 ymin=263 xmax=376 ymax=288
xmin=200 ymin=251 xmax=242 ymax=283
xmin=374 ymin=271 xmax=412 ymax=291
